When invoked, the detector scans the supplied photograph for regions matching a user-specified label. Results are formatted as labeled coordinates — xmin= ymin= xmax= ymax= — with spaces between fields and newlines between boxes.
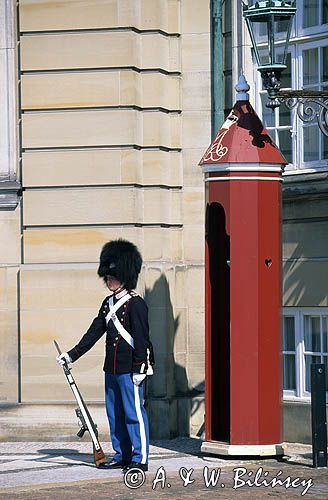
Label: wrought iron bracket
xmin=277 ymin=90 xmax=328 ymax=137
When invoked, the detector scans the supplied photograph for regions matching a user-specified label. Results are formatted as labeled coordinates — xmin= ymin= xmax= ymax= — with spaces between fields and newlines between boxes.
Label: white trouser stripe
xmin=134 ymin=384 xmax=147 ymax=464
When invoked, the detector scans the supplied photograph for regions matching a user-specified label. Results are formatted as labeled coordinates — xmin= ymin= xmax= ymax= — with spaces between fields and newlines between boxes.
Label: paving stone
xmin=0 ymin=439 xmax=326 ymax=499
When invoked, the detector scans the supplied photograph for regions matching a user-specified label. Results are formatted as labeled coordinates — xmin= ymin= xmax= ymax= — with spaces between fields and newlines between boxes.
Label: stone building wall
xmin=0 ymin=0 xmax=212 ymax=438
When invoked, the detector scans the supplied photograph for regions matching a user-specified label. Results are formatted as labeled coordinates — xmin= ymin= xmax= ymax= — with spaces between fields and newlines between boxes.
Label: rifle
xmin=54 ymin=340 xmax=107 ymax=468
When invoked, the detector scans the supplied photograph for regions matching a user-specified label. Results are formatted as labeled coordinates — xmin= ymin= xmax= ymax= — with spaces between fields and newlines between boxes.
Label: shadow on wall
xmin=283 ymin=246 xmax=307 ymax=306
xmin=283 ymin=233 xmax=328 ymax=307
xmin=144 ymin=274 xmax=204 ymax=439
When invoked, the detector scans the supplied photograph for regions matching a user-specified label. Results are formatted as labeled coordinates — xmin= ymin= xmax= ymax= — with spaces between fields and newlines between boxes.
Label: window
xmin=259 ymin=51 xmax=294 ymax=165
xmin=254 ymin=3 xmax=328 ymax=173
xmin=302 ymin=0 xmax=328 ymax=31
xmin=301 ymin=42 xmax=328 ymax=165
xmin=283 ymin=309 xmax=328 ymax=400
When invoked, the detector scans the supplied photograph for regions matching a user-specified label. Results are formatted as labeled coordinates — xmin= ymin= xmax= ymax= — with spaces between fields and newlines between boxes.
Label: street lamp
xmin=243 ymin=0 xmax=296 ymax=109
xmin=242 ymin=0 xmax=328 ymax=136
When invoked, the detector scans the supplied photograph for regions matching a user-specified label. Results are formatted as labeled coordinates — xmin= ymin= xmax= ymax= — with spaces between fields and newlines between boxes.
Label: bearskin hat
xmin=97 ymin=239 xmax=142 ymax=290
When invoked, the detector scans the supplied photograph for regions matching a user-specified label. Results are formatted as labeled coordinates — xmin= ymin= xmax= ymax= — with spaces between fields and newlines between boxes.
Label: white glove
xmin=56 ymin=352 xmax=72 ymax=367
xmin=132 ymin=373 xmax=146 ymax=386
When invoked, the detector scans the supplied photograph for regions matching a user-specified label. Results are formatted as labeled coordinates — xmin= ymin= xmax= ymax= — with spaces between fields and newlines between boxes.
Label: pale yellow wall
xmin=0 ymin=207 xmax=21 ymax=403
xmin=17 ymin=0 xmax=210 ymax=437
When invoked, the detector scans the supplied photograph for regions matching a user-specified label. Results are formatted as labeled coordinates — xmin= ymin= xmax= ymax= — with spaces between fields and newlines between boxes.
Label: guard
xmin=56 ymin=239 xmax=152 ymax=471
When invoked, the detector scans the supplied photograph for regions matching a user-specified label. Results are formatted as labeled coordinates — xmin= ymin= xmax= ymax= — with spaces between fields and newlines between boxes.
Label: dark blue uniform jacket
xmin=68 ymin=293 xmax=150 ymax=374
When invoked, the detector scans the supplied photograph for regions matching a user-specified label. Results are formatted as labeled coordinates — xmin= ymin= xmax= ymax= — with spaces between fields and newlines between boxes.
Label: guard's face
xmin=105 ymin=275 xmax=122 ymax=291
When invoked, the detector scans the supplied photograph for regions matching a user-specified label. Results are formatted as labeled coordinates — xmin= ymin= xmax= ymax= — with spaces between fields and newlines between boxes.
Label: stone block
xmin=181 ymin=33 xmax=210 ymax=72
xmin=181 ymin=0 xmax=210 ymax=34
xmin=143 ymin=227 xmax=166 ymax=261
xmin=169 ymin=398 xmax=178 ymax=437
xmin=0 ymin=270 xmax=30 ymax=402
xmin=120 ymin=149 xmax=141 ymax=184
xmin=182 ymin=111 xmax=211 ymax=149
xmin=182 ymin=148 xmax=205 ymax=187
xmin=22 ymin=71 xmax=180 ymax=111
xmin=190 ymin=396 xmax=205 ymax=437
xmin=119 ymin=71 xmax=139 ymax=106
xmin=23 ymin=227 xmax=128 ymax=264
xmin=21 ymin=308 xmax=106 ymax=357
xmin=21 ymin=32 xmax=179 ymax=72
xmin=143 ymin=227 xmax=182 ymax=262
xmin=0 ymin=403 xmax=109 ymax=442
xmin=21 ymin=72 xmax=120 ymax=110
xmin=0 ymin=207 xmax=21 ymax=264
xmin=183 ymin=224 xmax=205 ymax=263
xmin=170 ymin=228 xmax=184 ymax=263
xmin=188 ymin=307 xmax=205 ymax=353
xmin=174 ymin=352 xmax=189 ymax=394
xmin=148 ymin=306 xmax=168 ymax=354
xmin=148 ymin=399 xmax=170 ymax=438
xmin=175 ymin=266 xmax=187 ymax=308
xmin=147 ymin=353 xmax=169 ymax=398
xmin=23 ymin=187 xmax=136 ymax=226
xmin=283 ymin=402 xmax=312 ymax=444
xmin=139 ymin=0 xmax=180 ymax=33
xmin=0 ymin=267 xmax=19 ymax=311
xmin=137 ymin=35 xmax=180 ymax=73
xmin=22 ymin=149 xmax=122 ymax=187
xmin=21 ymin=354 xmax=104 ymax=402
xmin=166 ymin=0 xmax=180 ymax=33
xmin=184 ymin=266 xmax=204 ymax=308
xmin=20 ymin=0 xmax=119 ymax=31
xmin=21 ymin=32 xmax=134 ymax=71
xmin=187 ymin=353 xmax=205 ymax=392
xmin=141 ymin=73 xmax=180 ymax=110
xmin=182 ymin=71 xmax=211 ymax=111
xmin=22 ymin=109 xmax=180 ymax=149
xmin=183 ymin=189 xmax=205 ymax=225
xmin=177 ymin=397 xmax=191 ymax=436
xmin=142 ymin=189 xmax=182 ymax=225
xmin=142 ymin=112 xmax=181 ymax=149
xmin=0 ymin=309 xmax=18 ymax=403
xmin=141 ymin=150 xmax=183 ymax=186
xmin=20 ymin=268 xmax=105 ymax=311
xmin=173 ymin=307 xmax=187 ymax=354
xmin=144 ymin=266 xmax=170 ymax=308
xmin=23 ymin=149 xmax=182 ymax=189
xmin=22 ymin=109 xmax=139 ymax=149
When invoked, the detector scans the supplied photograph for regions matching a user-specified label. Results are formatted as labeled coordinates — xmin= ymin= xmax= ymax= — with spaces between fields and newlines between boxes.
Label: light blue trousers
xmin=105 ymin=373 xmax=149 ymax=464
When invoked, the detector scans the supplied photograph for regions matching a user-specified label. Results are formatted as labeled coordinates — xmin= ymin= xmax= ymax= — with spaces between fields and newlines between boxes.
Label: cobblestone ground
xmin=0 ymin=440 xmax=327 ymax=499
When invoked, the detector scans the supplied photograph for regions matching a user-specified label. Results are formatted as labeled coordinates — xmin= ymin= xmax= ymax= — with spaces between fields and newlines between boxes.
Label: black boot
xmin=98 ymin=459 xmax=129 ymax=469
xmin=123 ymin=461 xmax=148 ymax=472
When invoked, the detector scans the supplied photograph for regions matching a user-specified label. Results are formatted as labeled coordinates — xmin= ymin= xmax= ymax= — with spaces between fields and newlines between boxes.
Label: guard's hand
xmin=56 ymin=352 xmax=72 ymax=367
xmin=132 ymin=373 xmax=146 ymax=386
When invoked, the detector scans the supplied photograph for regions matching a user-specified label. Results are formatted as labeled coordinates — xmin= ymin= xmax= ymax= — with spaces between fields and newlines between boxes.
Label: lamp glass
xmin=243 ymin=1 xmax=296 ymax=70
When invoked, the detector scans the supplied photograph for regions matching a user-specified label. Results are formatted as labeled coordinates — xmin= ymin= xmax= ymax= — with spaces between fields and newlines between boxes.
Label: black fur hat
xmin=97 ymin=239 xmax=142 ymax=290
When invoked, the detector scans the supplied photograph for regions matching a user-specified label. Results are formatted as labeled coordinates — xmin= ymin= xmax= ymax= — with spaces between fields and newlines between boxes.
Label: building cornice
xmin=282 ymin=172 xmax=328 ymax=201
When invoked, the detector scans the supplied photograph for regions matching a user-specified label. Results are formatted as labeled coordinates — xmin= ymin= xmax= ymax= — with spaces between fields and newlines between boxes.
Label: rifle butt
xmin=93 ymin=444 xmax=107 ymax=468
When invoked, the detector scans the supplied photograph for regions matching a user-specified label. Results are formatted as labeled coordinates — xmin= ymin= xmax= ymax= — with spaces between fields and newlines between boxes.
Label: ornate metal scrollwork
xmin=278 ymin=91 xmax=328 ymax=137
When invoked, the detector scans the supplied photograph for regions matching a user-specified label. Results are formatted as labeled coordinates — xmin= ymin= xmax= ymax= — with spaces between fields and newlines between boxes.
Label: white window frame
xmin=297 ymin=0 xmax=328 ymax=37
xmin=299 ymin=38 xmax=328 ymax=169
xmin=283 ymin=307 xmax=328 ymax=402
xmin=0 ymin=0 xmax=18 ymax=181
